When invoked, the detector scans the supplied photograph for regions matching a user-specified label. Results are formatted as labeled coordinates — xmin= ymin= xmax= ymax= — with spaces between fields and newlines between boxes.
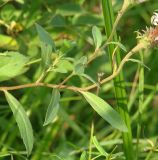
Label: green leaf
xmin=56 ymin=3 xmax=83 ymax=16
xmin=92 ymin=26 xmax=102 ymax=49
xmin=106 ymin=41 xmax=127 ymax=52
xmin=80 ymin=151 xmax=88 ymax=160
xmin=54 ymin=59 xmax=73 ymax=73
xmin=92 ymin=136 xmax=108 ymax=156
xmin=51 ymin=14 xmax=66 ymax=27
xmin=4 ymin=91 xmax=34 ymax=156
xmin=43 ymin=89 xmax=60 ymax=126
xmin=80 ymin=73 xmax=97 ymax=85
xmin=0 ymin=51 xmax=29 ymax=82
xmin=73 ymin=14 xmax=103 ymax=26
xmin=0 ymin=4 xmax=15 ymax=21
xmin=35 ymin=23 xmax=55 ymax=50
xmin=81 ymin=91 xmax=128 ymax=132
xmin=127 ymin=58 xmax=150 ymax=70
xmin=40 ymin=42 xmax=52 ymax=69
xmin=35 ymin=23 xmax=56 ymax=69
xmin=74 ymin=56 xmax=87 ymax=75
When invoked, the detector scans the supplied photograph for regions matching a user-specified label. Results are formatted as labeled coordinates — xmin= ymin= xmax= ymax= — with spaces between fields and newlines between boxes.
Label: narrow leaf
xmin=106 ymin=41 xmax=127 ymax=52
xmin=40 ymin=42 xmax=52 ymax=69
xmin=127 ymin=58 xmax=151 ymax=71
xmin=81 ymin=91 xmax=128 ymax=132
xmin=35 ymin=23 xmax=55 ymax=50
xmin=92 ymin=26 xmax=102 ymax=49
xmin=43 ymin=89 xmax=60 ymax=126
xmin=81 ymin=73 xmax=97 ymax=85
xmin=92 ymin=136 xmax=108 ymax=156
xmin=80 ymin=151 xmax=88 ymax=160
xmin=4 ymin=91 xmax=34 ymax=156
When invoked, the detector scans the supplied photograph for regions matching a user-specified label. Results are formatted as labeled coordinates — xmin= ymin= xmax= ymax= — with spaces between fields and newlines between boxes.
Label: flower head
xmin=151 ymin=10 xmax=158 ymax=26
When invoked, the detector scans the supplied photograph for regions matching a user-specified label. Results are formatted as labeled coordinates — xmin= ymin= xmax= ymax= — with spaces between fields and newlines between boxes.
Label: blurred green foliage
xmin=0 ymin=0 xmax=158 ymax=160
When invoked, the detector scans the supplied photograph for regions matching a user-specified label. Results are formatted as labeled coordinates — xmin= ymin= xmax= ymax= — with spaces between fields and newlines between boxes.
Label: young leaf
xmin=35 ymin=23 xmax=55 ymax=50
xmin=81 ymin=91 xmax=128 ymax=132
xmin=43 ymin=89 xmax=60 ymax=126
xmin=92 ymin=26 xmax=102 ymax=49
xmin=0 ymin=51 xmax=29 ymax=82
xmin=74 ymin=56 xmax=87 ymax=75
xmin=4 ymin=91 xmax=34 ymax=156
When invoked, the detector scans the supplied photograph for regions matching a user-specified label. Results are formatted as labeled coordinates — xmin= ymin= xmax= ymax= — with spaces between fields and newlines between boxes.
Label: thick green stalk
xmin=101 ymin=1 xmax=134 ymax=159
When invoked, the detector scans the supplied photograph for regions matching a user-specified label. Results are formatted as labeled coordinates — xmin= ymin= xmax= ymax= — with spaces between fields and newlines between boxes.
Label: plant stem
xmin=25 ymin=58 xmax=41 ymax=66
xmin=59 ymin=72 xmax=74 ymax=86
xmin=136 ymin=51 xmax=144 ymax=159
xmin=101 ymin=0 xmax=134 ymax=159
xmin=0 ymin=43 xmax=145 ymax=93
xmin=88 ymin=122 xmax=94 ymax=160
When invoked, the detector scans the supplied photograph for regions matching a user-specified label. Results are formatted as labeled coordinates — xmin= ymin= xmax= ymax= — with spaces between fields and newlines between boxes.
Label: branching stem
xmin=0 ymin=43 xmax=145 ymax=93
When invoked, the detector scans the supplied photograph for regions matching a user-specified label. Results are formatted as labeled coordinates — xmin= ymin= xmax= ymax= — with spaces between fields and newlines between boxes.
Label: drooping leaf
xmin=80 ymin=151 xmax=88 ymax=160
xmin=43 ymin=89 xmax=60 ymax=126
xmin=81 ymin=91 xmax=128 ymax=132
xmin=0 ymin=51 xmax=29 ymax=82
xmin=4 ymin=91 xmax=34 ymax=156
xmin=127 ymin=58 xmax=151 ymax=70
xmin=92 ymin=26 xmax=102 ymax=49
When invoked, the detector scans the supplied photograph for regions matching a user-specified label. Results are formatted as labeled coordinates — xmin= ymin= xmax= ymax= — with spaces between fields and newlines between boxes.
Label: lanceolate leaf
xmin=92 ymin=26 xmax=102 ymax=49
xmin=35 ymin=23 xmax=56 ymax=70
xmin=43 ymin=89 xmax=60 ymax=126
xmin=35 ymin=23 xmax=55 ymax=50
xmin=40 ymin=42 xmax=52 ymax=69
xmin=4 ymin=91 xmax=34 ymax=156
xmin=81 ymin=91 xmax=128 ymax=132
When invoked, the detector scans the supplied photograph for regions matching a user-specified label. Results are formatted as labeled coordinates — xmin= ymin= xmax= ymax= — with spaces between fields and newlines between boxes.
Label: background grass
xmin=0 ymin=0 xmax=158 ymax=159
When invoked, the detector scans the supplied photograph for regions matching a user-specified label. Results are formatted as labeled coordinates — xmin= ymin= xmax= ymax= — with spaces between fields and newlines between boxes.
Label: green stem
xmin=25 ymin=58 xmax=41 ymax=66
xmin=88 ymin=121 xmax=94 ymax=160
xmin=136 ymin=51 xmax=144 ymax=159
xmin=101 ymin=1 xmax=134 ymax=159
